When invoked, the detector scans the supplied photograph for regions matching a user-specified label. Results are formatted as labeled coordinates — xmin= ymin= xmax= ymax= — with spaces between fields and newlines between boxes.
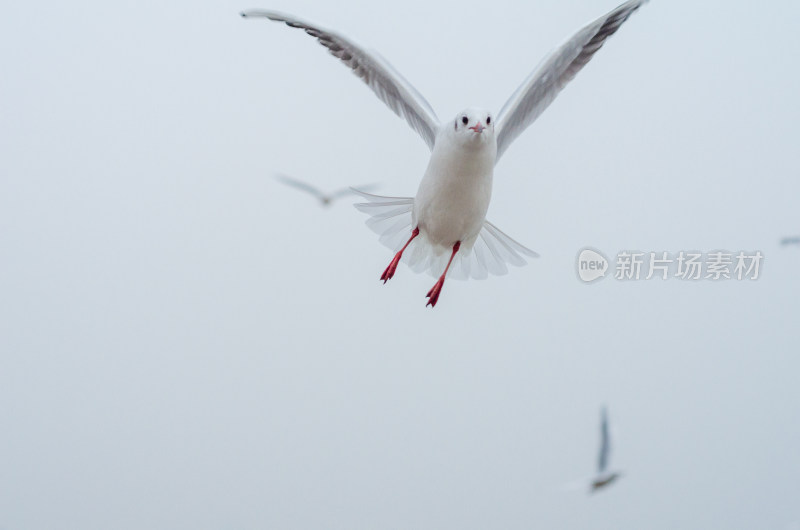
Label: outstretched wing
xmin=495 ymin=0 xmax=646 ymax=162
xmin=241 ymin=10 xmax=441 ymax=150
xmin=598 ymin=406 xmax=611 ymax=474
xmin=273 ymin=173 xmax=328 ymax=200
xmin=328 ymin=183 xmax=380 ymax=200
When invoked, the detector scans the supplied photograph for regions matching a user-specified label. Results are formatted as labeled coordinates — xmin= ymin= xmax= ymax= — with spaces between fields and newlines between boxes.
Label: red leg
xmin=426 ymin=241 xmax=461 ymax=308
xmin=381 ymin=227 xmax=420 ymax=284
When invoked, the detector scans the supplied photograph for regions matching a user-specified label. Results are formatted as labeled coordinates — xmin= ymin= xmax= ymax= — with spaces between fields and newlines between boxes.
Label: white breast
xmin=412 ymin=130 xmax=497 ymax=250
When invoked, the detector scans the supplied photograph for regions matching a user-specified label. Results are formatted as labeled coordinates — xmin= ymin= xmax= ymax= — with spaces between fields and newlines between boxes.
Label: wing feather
xmin=273 ymin=173 xmax=326 ymax=199
xmin=495 ymin=0 xmax=646 ymax=162
xmin=598 ymin=406 xmax=611 ymax=473
xmin=242 ymin=10 xmax=441 ymax=150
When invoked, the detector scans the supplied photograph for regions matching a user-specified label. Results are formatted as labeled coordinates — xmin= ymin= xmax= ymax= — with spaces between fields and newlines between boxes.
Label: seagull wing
xmin=328 ymin=183 xmax=380 ymax=200
xmin=598 ymin=406 xmax=611 ymax=474
xmin=274 ymin=173 xmax=327 ymax=200
xmin=494 ymin=0 xmax=646 ymax=162
xmin=242 ymin=10 xmax=441 ymax=150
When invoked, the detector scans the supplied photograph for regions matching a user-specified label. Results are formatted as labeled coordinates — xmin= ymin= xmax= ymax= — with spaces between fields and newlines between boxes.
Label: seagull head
xmin=452 ymin=107 xmax=494 ymax=145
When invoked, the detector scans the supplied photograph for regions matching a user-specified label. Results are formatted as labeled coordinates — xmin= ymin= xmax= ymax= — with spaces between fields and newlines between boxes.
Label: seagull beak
xmin=469 ymin=122 xmax=485 ymax=133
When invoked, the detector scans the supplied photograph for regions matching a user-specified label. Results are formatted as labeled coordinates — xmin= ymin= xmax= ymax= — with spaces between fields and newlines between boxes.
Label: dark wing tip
xmin=240 ymin=10 xmax=282 ymax=20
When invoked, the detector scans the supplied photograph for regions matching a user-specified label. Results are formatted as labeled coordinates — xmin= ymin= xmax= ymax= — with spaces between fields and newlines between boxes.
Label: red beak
xmin=469 ymin=121 xmax=485 ymax=133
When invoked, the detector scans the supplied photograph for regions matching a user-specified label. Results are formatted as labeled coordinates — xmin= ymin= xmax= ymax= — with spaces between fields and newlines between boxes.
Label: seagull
xmin=780 ymin=236 xmax=800 ymax=246
xmin=242 ymin=1 xmax=647 ymax=307
xmin=273 ymin=173 xmax=378 ymax=207
xmin=590 ymin=406 xmax=622 ymax=493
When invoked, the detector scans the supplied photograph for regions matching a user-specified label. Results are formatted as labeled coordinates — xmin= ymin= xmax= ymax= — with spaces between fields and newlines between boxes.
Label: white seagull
xmin=591 ymin=406 xmax=622 ymax=493
xmin=273 ymin=173 xmax=379 ymax=207
xmin=242 ymin=1 xmax=647 ymax=307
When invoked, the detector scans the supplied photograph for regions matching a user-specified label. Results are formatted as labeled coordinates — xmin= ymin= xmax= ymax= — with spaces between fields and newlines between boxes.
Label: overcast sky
xmin=2 ymin=0 xmax=799 ymax=529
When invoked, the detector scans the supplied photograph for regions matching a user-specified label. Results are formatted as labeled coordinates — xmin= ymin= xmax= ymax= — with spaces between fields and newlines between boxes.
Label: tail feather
xmin=353 ymin=190 xmax=538 ymax=280
xmin=484 ymin=220 xmax=540 ymax=258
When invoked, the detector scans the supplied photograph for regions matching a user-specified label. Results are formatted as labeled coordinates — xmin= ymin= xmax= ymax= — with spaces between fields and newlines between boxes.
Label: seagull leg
xmin=426 ymin=241 xmax=461 ymax=308
xmin=381 ymin=227 xmax=419 ymax=283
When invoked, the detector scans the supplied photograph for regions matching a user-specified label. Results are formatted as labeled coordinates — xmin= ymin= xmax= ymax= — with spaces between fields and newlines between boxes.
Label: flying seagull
xmin=780 ymin=236 xmax=800 ymax=246
xmin=591 ymin=406 xmax=622 ymax=493
xmin=242 ymin=0 xmax=647 ymax=307
xmin=273 ymin=173 xmax=378 ymax=207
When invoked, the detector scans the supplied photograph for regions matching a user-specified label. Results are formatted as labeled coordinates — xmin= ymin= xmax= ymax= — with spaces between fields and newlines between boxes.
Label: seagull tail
xmin=352 ymin=188 xmax=416 ymax=252
xmin=352 ymin=189 xmax=539 ymax=280
xmin=432 ymin=220 xmax=538 ymax=280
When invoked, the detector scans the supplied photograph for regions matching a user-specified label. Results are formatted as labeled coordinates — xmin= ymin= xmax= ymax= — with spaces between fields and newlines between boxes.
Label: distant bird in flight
xmin=242 ymin=0 xmax=647 ymax=307
xmin=780 ymin=236 xmax=800 ymax=247
xmin=591 ymin=406 xmax=622 ymax=493
xmin=273 ymin=173 xmax=378 ymax=207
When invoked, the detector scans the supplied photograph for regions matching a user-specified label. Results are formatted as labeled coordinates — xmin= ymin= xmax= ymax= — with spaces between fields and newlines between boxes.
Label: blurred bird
xmin=780 ymin=236 xmax=800 ymax=246
xmin=590 ymin=406 xmax=622 ymax=493
xmin=273 ymin=173 xmax=378 ymax=207
xmin=242 ymin=0 xmax=647 ymax=306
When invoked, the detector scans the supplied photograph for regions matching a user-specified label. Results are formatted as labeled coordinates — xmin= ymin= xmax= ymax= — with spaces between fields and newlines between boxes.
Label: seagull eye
xmin=461 ymin=116 xmax=469 ymax=125
xmin=486 ymin=116 xmax=491 ymax=124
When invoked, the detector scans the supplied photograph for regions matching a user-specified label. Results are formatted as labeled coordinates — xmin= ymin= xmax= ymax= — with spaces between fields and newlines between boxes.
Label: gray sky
xmin=2 ymin=0 xmax=799 ymax=529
